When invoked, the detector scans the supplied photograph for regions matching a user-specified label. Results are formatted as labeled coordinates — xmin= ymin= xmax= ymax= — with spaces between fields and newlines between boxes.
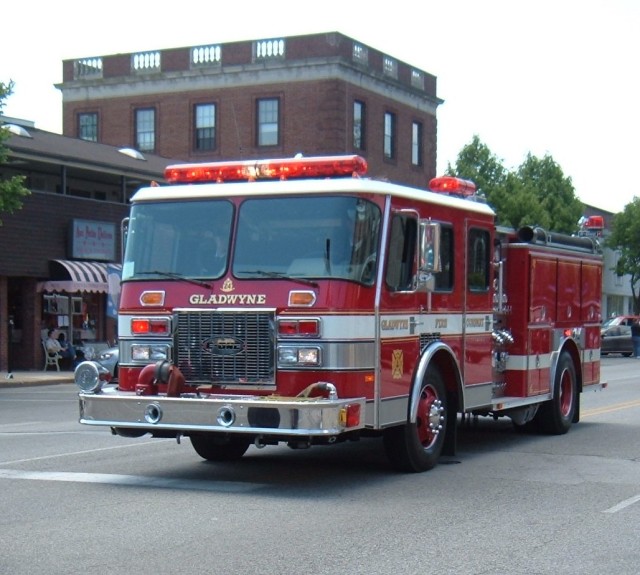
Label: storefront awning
xmin=37 ymin=260 xmax=121 ymax=294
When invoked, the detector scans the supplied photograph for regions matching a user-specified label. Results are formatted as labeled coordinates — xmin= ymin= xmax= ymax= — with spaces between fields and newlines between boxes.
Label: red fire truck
xmin=75 ymin=155 xmax=605 ymax=472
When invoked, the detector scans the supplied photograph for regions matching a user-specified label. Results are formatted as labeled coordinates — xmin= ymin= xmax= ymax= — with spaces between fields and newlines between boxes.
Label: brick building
xmin=0 ymin=118 xmax=171 ymax=372
xmin=57 ymin=32 xmax=442 ymax=190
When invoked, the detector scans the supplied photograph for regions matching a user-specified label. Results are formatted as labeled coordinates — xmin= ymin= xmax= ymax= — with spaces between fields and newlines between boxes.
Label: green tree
xmin=490 ymin=171 xmax=551 ymax=231
xmin=606 ymin=197 xmax=640 ymax=313
xmin=0 ymin=80 xmax=30 ymax=226
xmin=448 ymin=136 xmax=583 ymax=234
xmin=515 ymin=153 xmax=583 ymax=234
xmin=446 ymin=135 xmax=507 ymax=199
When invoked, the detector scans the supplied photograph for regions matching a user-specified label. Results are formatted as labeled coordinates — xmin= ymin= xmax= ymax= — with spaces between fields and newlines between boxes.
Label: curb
xmin=1 ymin=372 xmax=74 ymax=389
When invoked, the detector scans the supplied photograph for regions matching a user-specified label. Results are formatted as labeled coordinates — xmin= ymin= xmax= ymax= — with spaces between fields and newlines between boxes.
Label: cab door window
xmin=467 ymin=228 xmax=490 ymax=291
xmin=435 ymin=225 xmax=454 ymax=291
xmin=386 ymin=213 xmax=418 ymax=292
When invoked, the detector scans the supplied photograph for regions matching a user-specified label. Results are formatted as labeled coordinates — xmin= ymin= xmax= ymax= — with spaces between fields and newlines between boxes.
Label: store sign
xmin=69 ymin=219 xmax=116 ymax=261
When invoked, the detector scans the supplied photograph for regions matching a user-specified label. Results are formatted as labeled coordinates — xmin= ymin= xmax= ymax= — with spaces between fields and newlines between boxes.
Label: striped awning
xmin=37 ymin=260 xmax=121 ymax=294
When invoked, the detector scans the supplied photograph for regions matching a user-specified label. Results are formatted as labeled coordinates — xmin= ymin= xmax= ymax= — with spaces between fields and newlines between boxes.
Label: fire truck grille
xmin=175 ymin=311 xmax=275 ymax=385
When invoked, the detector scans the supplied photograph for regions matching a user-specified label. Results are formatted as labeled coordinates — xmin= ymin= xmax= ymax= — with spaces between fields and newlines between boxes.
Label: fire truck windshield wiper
xmin=136 ymin=270 xmax=212 ymax=289
xmin=240 ymin=270 xmax=318 ymax=288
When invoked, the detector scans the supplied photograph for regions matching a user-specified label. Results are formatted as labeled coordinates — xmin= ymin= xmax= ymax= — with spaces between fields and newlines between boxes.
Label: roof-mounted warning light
xmin=164 ymin=155 xmax=368 ymax=184
xmin=577 ymin=214 xmax=605 ymax=237
xmin=585 ymin=215 xmax=604 ymax=230
xmin=428 ymin=176 xmax=477 ymax=197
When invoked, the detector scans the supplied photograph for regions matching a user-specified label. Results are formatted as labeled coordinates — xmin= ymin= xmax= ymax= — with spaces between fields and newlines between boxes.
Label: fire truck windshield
xmin=123 ymin=200 xmax=233 ymax=281
xmin=234 ymin=196 xmax=380 ymax=284
xmin=122 ymin=196 xmax=381 ymax=285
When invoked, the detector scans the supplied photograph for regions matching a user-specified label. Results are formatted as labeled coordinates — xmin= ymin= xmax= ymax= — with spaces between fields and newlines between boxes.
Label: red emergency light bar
xmin=165 ymin=155 xmax=368 ymax=184
xmin=585 ymin=215 xmax=604 ymax=229
xmin=429 ymin=176 xmax=477 ymax=196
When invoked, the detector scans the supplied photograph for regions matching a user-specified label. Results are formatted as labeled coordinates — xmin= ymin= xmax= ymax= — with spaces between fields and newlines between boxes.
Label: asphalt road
xmin=1 ymin=356 xmax=638 ymax=575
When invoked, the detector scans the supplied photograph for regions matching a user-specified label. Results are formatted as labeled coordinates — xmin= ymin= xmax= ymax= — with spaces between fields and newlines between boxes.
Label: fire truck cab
xmin=75 ymin=155 xmax=604 ymax=472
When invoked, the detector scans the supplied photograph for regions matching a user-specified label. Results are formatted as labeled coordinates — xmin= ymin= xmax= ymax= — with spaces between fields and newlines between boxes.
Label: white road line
xmin=0 ymin=468 xmax=259 ymax=493
xmin=603 ymin=494 xmax=640 ymax=514
xmin=0 ymin=439 xmax=174 ymax=466
xmin=0 ymin=421 xmax=47 ymax=428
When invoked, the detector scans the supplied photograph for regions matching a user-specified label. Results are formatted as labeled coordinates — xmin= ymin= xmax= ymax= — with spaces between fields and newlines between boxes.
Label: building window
xmin=257 ymin=98 xmax=279 ymax=147
xmin=135 ymin=108 xmax=155 ymax=152
xmin=411 ymin=121 xmax=423 ymax=166
xmin=384 ymin=112 xmax=396 ymax=160
xmin=353 ymin=100 xmax=366 ymax=151
xmin=78 ymin=113 xmax=98 ymax=142
xmin=194 ymin=103 xmax=216 ymax=151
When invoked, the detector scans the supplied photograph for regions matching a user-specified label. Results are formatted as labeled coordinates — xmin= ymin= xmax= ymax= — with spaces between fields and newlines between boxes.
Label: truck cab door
xmin=462 ymin=220 xmax=494 ymax=385
xmin=378 ymin=210 xmax=422 ymax=414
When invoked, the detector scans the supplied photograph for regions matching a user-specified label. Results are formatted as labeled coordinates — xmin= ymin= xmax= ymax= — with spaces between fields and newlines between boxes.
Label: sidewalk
xmin=0 ymin=370 xmax=74 ymax=388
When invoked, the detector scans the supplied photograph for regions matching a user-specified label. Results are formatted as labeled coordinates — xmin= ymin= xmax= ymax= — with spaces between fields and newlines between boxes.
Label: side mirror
xmin=419 ymin=221 xmax=441 ymax=273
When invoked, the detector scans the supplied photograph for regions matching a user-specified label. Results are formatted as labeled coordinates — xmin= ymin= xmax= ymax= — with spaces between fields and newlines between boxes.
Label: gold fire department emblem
xmin=221 ymin=278 xmax=235 ymax=292
xmin=391 ymin=349 xmax=404 ymax=379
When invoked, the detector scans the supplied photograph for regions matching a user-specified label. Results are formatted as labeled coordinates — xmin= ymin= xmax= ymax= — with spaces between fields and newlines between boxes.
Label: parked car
xmin=95 ymin=346 xmax=119 ymax=381
xmin=601 ymin=316 xmax=640 ymax=357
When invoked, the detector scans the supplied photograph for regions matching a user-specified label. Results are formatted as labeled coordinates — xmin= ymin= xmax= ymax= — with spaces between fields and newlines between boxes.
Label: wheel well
xmin=429 ymin=347 xmax=463 ymax=412
xmin=558 ymin=340 xmax=583 ymax=393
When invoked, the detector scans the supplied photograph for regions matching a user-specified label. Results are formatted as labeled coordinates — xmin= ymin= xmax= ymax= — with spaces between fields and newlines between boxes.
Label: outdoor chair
xmin=42 ymin=340 xmax=61 ymax=371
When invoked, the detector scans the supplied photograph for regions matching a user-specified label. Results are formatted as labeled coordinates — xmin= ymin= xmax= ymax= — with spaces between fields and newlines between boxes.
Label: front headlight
xmin=131 ymin=344 xmax=169 ymax=361
xmin=278 ymin=346 xmax=321 ymax=366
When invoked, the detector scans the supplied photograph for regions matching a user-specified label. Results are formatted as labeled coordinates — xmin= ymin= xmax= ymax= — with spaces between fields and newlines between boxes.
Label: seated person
xmin=45 ymin=329 xmax=78 ymax=366
xmin=57 ymin=332 xmax=77 ymax=361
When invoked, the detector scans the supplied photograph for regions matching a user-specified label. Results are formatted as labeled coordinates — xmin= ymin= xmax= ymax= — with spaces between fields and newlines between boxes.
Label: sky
xmin=2 ymin=0 xmax=639 ymax=213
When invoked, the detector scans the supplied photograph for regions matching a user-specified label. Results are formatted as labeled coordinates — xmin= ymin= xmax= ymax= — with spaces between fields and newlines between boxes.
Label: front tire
xmin=190 ymin=434 xmax=251 ymax=461
xmin=535 ymin=351 xmax=577 ymax=435
xmin=383 ymin=365 xmax=447 ymax=472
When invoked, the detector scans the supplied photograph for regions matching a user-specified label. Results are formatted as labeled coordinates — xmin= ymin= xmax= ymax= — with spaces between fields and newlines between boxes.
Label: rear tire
xmin=535 ymin=351 xmax=577 ymax=435
xmin=383 ymin=365 xmax=447 ymax=472
xmin=190 ymin=434 xmax=251 ymax=461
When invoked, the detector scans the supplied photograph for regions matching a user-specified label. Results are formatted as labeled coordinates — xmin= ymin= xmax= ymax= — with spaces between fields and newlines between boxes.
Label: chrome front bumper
xmin=78 ymin=387 xmax=365 ymax=436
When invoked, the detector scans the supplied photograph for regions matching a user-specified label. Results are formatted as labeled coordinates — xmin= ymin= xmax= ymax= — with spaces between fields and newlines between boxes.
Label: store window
xmin=42 ymin=294 xmax=102 ymax=345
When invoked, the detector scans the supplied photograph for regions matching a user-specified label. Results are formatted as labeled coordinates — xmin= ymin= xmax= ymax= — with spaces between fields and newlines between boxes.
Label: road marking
xmin=0 ymin=439 xmax=174 ymax=466
xmin=603 ymin=494 xmax=640 ymax=514
xmin=0 ymin=468 xmax=259 ymax=493
xmin=0 ymin=421 xmax=47 ymax=429
xmin=582 ymin=399 xmax=640 ymax=417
